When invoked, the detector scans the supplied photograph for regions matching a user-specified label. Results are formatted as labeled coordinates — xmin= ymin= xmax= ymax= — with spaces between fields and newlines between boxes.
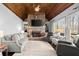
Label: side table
xmin=0 ymin=43 xmax=8 ymax=56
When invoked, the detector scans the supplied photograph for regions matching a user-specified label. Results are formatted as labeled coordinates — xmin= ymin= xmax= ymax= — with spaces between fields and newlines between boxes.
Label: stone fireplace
xmin=27 ymin=26 xmax=46 ymax=38
xmin=25 ymin=13 xmax=47 ymax=39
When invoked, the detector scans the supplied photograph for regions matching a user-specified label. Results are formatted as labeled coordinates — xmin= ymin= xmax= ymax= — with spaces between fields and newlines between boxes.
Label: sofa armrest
xmin=58 ymin=41 xmax=72 ymax=45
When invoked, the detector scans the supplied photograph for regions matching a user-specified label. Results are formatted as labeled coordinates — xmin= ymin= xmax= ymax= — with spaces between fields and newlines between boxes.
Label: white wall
xmin=0 ymin=4 xmax=24 ymax=36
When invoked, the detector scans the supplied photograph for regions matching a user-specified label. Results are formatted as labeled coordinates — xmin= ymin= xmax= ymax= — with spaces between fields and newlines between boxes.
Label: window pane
xmin=70 ymin=13 xmax=78 ymax=34
xmin=69 ymin=11 xmax=79 ymax=43
xmin=53 ymin=18 xmax=65 ymax=33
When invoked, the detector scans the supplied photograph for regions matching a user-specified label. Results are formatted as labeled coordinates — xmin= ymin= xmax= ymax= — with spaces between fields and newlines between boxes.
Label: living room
xmin=0 ymin=2 xmax=79 ymax=57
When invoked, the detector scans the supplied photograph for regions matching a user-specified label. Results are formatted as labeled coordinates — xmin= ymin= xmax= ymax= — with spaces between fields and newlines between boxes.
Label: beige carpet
xmin=13 ymin=41 xmax=57 ymax=56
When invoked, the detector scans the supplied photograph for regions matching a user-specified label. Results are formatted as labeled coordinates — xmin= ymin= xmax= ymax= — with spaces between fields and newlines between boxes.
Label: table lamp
xmin=0 ymin=31 xmax=4 ymax=45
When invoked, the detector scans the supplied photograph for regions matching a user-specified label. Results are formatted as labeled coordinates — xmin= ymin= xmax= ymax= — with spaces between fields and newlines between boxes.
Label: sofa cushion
xmin=11 ymin=33 xmax=28 ymax=46
xmin=4 ymin=35 xmax=12 ymax=41
xmin=11 ymin=34 xmax=19 ymax=41
xmin=11 ymin=33 xmax=22 ymax=46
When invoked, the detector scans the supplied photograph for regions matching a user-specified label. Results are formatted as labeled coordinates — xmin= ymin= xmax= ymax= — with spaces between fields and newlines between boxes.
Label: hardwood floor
xmin=13 ymin=40 xmax=57 ymax=56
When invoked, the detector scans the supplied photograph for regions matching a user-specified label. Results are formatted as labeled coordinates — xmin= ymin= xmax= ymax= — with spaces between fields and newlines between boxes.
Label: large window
xmin=53 ymin=18 xmax=65 ymax=33
xmin=70 ymin=15 xmax=78 ymax=34
xmin=66 ymin=11 xmax=79 ymax=42
xmin=53 ymin=22 xmax=58 ymax=33
xmin=52 ymin=10 xmax=79 ymax=42
xmin=69 ymin=11 xmax=79 ymax=35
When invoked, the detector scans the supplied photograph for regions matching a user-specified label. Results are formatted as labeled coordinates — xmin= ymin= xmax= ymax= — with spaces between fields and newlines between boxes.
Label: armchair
xmin=2 ymin=32 xmax=28 ymax=53
xmin=56 ymin=40 xmax=79 ymax=56
xmin=43 ymin=32 xmax=53 ymax=43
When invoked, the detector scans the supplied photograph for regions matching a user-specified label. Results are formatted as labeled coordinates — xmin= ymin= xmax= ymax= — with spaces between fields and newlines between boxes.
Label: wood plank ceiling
xmin=4 ymin=3 xmax=73 ymax=21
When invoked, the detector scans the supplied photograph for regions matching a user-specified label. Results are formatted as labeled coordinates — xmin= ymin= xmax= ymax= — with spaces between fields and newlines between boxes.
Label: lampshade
xmin=0 ymin=31 xmax=4 ymax=38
